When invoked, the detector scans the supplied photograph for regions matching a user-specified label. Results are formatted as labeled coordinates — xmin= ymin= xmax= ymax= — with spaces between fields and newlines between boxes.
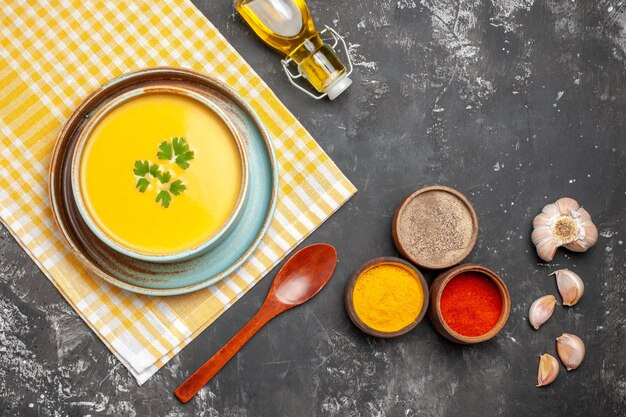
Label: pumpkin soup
xmin=79 ymin=92 xmax=244 ymax=256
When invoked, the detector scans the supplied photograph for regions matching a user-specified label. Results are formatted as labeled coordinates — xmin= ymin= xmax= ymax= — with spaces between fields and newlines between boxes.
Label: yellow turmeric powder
xmin=352 ymin=263 xmax=423 ymax=332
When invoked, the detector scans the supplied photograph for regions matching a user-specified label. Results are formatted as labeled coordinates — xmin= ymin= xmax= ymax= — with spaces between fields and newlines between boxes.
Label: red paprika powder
xmin=440 ymin=272 xmax=503 ymax=337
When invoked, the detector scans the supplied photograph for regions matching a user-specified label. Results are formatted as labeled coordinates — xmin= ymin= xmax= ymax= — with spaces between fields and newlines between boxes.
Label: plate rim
xmin=49 ymin=67 xmax=279 ymax=296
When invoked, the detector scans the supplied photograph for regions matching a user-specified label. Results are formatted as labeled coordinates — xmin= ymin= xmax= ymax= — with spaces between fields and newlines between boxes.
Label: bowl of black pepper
xmin=392 ymin=185 xmax=479 ymax=270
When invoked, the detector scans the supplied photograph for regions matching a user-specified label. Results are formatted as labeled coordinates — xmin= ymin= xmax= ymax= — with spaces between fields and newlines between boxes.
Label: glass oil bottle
xmin=235 ymin=0 xmax=353 ymax=100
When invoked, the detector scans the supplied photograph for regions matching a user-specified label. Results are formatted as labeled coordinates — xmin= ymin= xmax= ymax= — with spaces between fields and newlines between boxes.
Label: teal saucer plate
xmin=49 ymin=68 xmax=278 ymax=296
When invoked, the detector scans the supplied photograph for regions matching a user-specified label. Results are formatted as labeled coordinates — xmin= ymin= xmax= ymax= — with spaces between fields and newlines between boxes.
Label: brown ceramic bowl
xmin=428 ymin=263 xmax=511 ymax=344
xmin=392 ymin=185 xmax=479 ymax=270
xmin=345 ymin=257 xmax=429 ymax=338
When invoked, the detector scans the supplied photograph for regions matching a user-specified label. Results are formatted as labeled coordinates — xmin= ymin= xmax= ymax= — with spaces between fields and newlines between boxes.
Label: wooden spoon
xmin=174 ymin=243 xmax=338 ymax=403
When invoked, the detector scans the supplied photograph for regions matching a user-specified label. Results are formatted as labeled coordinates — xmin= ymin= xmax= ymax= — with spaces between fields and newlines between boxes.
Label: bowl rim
xmin=344 ymin=256 xmax=430 ymax=338
xmin=429 ymin=263 xmax=511 ymax=344
xmin=392 ymin=185 xmax=479 ymax=270
xmin=69 ymin=84 xmax=250 ymax=263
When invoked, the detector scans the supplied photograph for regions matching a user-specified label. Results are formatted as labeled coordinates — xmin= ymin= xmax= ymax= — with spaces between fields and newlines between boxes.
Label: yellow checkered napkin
xmin=0 ymin=0 xmax=355 ymax=384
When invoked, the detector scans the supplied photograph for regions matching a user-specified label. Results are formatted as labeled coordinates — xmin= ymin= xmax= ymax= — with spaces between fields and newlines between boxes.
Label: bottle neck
xmin=290 ymin=35 xmax=349 ymax=94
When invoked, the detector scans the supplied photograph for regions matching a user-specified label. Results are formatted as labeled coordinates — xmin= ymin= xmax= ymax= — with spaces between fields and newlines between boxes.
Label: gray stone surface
xmin=1 ymin=0 xmax=625 ymax=415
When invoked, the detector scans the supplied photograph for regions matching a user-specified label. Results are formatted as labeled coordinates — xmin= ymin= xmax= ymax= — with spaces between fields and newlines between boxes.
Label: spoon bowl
xmin=175 ymin=243 xmax=337 ymax=403
xmin=271 ymin=243 xmax=337 ymax=305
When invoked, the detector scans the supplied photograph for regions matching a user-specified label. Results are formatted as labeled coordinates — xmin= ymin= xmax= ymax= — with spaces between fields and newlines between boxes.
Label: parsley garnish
xmin=157 ymin=171 xmax=171 ymax=184
xmin=156 ymin=190 xmax=172 ymax=208
xmin=172 ymin=137 xmax=195 ymax=169
xmin=149 ymin=163 xmax=160 ymax=177
xmin=135 ymin=177 xmax=150 ymax=192
xmin=169 ymin=179 xmax=186 ymax=196
xmin=132 ymin=137 xmax=192 ymax=208
xmin=175 ymin=153 xmax=194 ymax=169
xmin=133 ymin=160 xmax=150 ymax=176
xmin=157 ymin=141 xmax=173 ymax=160
xmin=172 ymin=137 xmax=189 ymax=154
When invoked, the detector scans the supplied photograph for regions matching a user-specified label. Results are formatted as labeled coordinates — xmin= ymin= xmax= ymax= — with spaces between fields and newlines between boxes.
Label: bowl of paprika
xmin=428 ymin=263 xmax=511 ymax=344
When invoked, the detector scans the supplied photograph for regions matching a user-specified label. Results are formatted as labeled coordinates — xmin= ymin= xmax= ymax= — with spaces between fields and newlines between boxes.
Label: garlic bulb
xmin=556 ymin=333 xmax=585 ymax=371
xmin=551 ymin=269 xmax=584 ymax=306
xmin=531 ymin=197 xmax=598 ymax=262
xmin=537 ymin=353 xmax=559 ymax=387
xmin=529 ymin=295 xmax=557 ymax=330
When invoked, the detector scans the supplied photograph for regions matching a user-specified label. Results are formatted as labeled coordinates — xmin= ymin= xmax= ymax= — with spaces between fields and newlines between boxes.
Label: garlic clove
xmin=537 ymin=353 xmax=560 ymax=387
xmin=564 ymin=208 xmax=598 ymax=252
xmin=555 ymin=197 xmax=580 ymax=214
xmin=556 ymin=333 xmax=585 ymax=371
xmin=573 ymin=206 xmax=593 ymax=223
xmin=531 ymin=225 xmax=552 ymax=241
xmin=533 ymin=213 xmax=552 ymax=228
xmin=551 ymin=269 xmax=584 ymax=306
xmin=541 ymin=202 xmax=560 ymax=218
xmin=532 ymin=223 xmax=559 ymax=262
xmin=534 ymin=235 xmax=559 ymax=262
xmin=531 ymin=197 xmax=597 ymax=261
xmin=529 ymin=295 xmax=557 ymax=329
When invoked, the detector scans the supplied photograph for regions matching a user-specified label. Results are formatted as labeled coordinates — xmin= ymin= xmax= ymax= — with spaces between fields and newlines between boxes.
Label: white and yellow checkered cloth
xmin=0 ymin=0 xmax=355 ymax=384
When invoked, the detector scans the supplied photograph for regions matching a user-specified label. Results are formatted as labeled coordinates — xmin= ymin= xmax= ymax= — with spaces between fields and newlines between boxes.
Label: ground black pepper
xmin=396 ymin=190 xmax=475 ymax=268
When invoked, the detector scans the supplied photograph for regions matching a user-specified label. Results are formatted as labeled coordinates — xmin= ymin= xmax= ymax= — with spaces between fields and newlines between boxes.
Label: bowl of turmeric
xmin=345 ymin=257 xmax=429 ymax=338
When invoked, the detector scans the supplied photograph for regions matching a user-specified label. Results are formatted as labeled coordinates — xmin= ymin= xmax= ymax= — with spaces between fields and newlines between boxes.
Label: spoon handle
xmin=174 ymin=304 xmax=279 ymax=403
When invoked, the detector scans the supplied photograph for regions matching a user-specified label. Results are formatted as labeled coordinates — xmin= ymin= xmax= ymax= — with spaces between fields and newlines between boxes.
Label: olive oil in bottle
xmin=235 ymin=0 xmax=352 ymax=99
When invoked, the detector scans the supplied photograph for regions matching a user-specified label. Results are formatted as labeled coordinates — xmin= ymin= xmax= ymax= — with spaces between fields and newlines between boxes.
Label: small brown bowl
xmin=392 ymin=185 xmax=478 ymax=270
xmin=345 ymin=257 xmax=429 ymax=338
xmin=428 ymin=263 xmax=511 ymax=344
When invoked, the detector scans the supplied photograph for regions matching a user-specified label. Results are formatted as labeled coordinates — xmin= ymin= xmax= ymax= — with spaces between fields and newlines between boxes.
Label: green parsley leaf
xmin=133 ymin=138 xmax=194 ymax=208
xmin=135 ymin=177 xmax=150 ymax=192
xmin=149 ymin=163 xmax=161 ymax=177
xmin=172 ymin=137 xmax=189 ymax=155
xmin=172 ymin=138 xmax=195 ymax=169
xmin=169 ymin=179 xmax=187 ymax=196
xmin=174 ymin=151 xmax=194 ymax=169
xmin=156 ymin=190 xmax=171 ymax=208
xmin=157 ymin=141 xmax=173 ymax=160
xmin=157 ymin=170 xmax=171 ymax=184
xmin=133 ymin=160 xmax=150 ymax=176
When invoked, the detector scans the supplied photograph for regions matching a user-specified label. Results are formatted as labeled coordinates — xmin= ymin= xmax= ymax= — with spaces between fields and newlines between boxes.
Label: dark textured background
xmin=1 ymin=0 xmax=625 ymax=415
